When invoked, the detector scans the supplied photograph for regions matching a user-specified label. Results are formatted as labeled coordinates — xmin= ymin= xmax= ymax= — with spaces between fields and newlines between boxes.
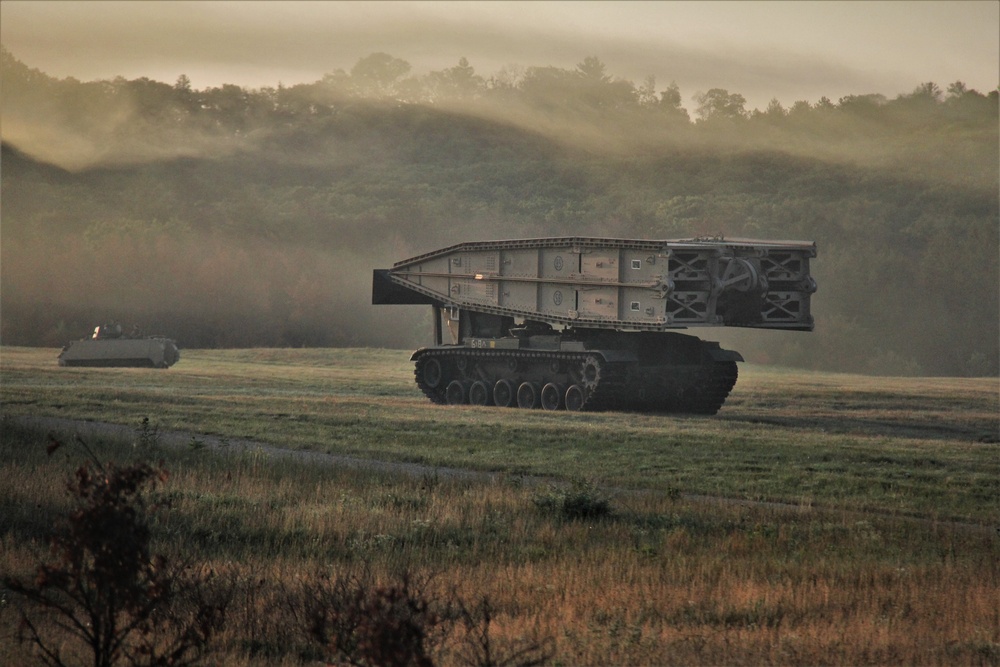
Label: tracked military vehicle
xmin=58 ymin=323 xmax=180 ymax=368
xmin=373 ymin=237 xmax=815 ymax=413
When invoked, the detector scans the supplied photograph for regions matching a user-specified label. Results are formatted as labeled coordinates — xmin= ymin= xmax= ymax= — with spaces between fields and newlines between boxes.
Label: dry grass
xmin=2 ymin=418 xmax=998 ymax=665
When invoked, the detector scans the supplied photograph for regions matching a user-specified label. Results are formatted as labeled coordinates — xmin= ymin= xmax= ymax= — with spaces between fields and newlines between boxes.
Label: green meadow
xmin=2 ymin=347 xmax=996 ymax=521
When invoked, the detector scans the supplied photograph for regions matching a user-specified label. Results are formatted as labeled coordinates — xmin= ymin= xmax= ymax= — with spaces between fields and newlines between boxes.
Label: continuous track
xmin=413 ymin=348 xmax=738 ymax=414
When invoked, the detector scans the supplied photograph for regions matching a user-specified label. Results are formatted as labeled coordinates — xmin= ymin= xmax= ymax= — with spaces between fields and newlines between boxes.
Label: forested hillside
xmin=2 ymin=47 xmax=997 ymax=376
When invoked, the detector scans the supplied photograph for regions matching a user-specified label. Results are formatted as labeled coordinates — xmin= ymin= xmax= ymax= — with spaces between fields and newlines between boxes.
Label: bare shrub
xmin=455 ymin=596 xmax=555 ymax=667
xmin=295 ymin=570 xmax=448 ymax=666
xmin=289 ymin=569 xmax=555 ymax=667
xmin=3 ymin=436 xmax=227 ymax=667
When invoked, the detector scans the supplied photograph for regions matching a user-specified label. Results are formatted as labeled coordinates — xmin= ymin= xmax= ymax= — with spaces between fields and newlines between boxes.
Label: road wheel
xmin=517 ymin=382 xmax=541 ymax=409
xmin=541 ymin=383 xmax=564 ymax=410
xmin=493 ymin=379 xmax=516 ymax=407
xmin=565 ymin=384 xmax=586 ymax=411
xmin=445 ymin=380 xmax=467 ymax=405
xmin=469 ymin=380 xmax=492 ymax=406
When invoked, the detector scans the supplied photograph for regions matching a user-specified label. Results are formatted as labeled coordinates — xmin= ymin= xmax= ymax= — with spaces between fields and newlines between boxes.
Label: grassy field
xmin=2 ymin=346 xmax=998 ymax=665
xmin=2 ymin=346 xmax=997 ymax=521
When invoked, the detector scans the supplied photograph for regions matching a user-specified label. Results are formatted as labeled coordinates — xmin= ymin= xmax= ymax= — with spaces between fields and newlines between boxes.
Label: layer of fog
xmin=1 ymin=47 xmax=996 ymax=377
xmin=2 ymin=1 xmax=996 ymax=111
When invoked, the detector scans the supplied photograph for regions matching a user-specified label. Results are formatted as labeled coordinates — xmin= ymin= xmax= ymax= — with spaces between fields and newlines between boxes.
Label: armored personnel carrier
xmin=58 ymin=323 xmax=180 ymax=368
xmin=373 ymin=237 xmax=815 ymax=413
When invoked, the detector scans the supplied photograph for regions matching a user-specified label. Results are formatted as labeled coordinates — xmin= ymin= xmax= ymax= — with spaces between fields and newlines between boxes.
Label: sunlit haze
xmin=1 ymin=0 xmax=997 ymax=109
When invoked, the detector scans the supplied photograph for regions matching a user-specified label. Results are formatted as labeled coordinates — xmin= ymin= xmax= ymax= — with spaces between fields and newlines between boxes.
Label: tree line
xmin=1 ymin=47 xmax=997 ymax=376
xmin=3 ymin=47 xmax=995 ymax=167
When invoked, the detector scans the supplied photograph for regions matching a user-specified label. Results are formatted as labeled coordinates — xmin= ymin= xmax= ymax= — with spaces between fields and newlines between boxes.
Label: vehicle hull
xmin=412 ymin=331 xmax=741 ymax=414
xmin=58 ymin=338 xmax=180 ymax=368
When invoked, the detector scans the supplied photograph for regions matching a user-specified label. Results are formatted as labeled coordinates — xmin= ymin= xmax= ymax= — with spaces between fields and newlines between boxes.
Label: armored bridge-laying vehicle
xmin=373 ymin=237 xmax=816 ymax=413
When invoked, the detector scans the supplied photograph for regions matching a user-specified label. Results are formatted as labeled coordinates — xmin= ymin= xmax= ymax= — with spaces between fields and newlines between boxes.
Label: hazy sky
xmin=1 ymin=0 xmax=997 ymax=109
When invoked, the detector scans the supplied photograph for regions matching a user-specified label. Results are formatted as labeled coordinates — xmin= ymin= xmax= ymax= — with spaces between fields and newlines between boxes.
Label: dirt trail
xmin=13 ymin=415 xmax=493 ymax=483
xmin=11 ymin=415 xmax=997 ymax=536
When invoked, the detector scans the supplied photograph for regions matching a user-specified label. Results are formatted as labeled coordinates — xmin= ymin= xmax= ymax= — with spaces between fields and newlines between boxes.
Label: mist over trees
xmin=1 ymin=46 xmax=997 ymax=376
